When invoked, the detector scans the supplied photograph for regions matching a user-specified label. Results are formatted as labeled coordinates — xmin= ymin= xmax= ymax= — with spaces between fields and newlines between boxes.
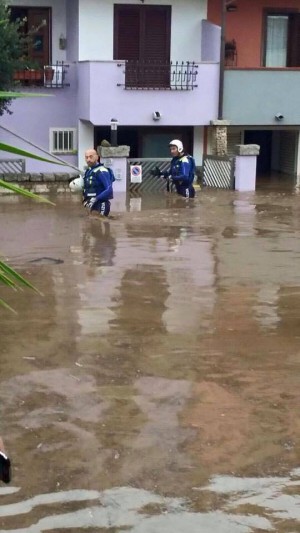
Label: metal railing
xmin=118 ymin=61 xmax=198 ymax=90
xmin=0 ymin=159 xmax=25 ymax=174
xmin=203 ymin=155 xmax=235 ymax=189
xmin=13 ymin=62 xmax=69 ymax=88
xmin=128 ymin=158 xmax=170 ymax=193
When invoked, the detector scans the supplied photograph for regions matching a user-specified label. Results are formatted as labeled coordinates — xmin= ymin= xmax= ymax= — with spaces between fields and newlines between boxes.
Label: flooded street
xmin=1 ymin=188 xmax=300 ymax=532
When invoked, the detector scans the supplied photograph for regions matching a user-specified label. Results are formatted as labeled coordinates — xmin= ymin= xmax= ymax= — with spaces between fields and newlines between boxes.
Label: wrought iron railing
xmin=117 ymin=61 xmax=198 ymax=90
xmin=13 ymin=62 xmax=69 ymax=88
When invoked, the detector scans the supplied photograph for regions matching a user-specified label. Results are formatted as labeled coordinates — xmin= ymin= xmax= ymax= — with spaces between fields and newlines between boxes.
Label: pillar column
xmin=234 ymin=144 xmax=260 ymax=192
xmin=99 ymin=145 xmax=130 ymax=194
xmin=78 ymin=120 xmax=94 ymax=169
xmin=210 ymin=119 xmax=230 ymax=156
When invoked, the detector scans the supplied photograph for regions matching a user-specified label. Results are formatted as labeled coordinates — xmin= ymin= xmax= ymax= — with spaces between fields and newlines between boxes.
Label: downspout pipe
xmin=218 ymin=0 xmax=226 ymax=120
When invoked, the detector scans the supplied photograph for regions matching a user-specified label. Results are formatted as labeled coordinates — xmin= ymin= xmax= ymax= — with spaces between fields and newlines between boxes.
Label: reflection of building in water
xmin=163 ymin=232 xmax=216 ymax=333
xmin=77 ymin=222 xmax=216 ymax=337
xmin=111 ymin=266 xmax=168 ymax=337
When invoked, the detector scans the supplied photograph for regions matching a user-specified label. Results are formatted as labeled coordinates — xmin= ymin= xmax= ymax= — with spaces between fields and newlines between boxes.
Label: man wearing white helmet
xmin=168 ymin=139 xmax=196 ymax=198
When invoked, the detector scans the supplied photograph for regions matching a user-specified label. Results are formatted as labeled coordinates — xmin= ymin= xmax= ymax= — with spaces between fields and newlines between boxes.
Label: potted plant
xmin=44 ymin=65 xmax=54 ymax=82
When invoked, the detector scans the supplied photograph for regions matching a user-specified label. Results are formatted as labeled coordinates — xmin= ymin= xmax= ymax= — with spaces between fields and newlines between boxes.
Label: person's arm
xmin=95 ymin=170 xmax=113 ymax=202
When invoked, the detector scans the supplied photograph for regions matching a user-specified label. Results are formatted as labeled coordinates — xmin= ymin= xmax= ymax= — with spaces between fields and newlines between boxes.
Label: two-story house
xmin=208 ymin=0 xmax=300 ymax=181
xmin=0 ymin=0 xmax=220 ymax=174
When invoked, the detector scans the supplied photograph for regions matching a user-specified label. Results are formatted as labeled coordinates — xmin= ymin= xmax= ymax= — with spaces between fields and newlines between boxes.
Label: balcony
xmin=118 ymin=61 xmax=199 ymax=91
xmin=77 ymin=60 xmax=219 ymax=126
xmin=224 ymin=68 xmax=300 ymax=125
xmin=13 ymin=62 xmax=70 ymax=89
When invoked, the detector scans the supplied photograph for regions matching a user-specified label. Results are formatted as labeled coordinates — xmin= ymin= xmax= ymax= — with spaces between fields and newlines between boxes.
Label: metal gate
xmin=0 ymin=159 xmax=25 ymax=174
xmin=128 ymin=158 xmax=170 ymax=193
xmin=203 ymin=155 xmax=235 ymax=189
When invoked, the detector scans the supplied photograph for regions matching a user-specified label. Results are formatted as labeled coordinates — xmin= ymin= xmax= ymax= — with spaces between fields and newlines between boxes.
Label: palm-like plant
xmin=0 ymin=92 xmax=65 ymax=311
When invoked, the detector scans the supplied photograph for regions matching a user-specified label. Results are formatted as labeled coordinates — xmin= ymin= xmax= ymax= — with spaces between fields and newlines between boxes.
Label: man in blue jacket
xmin=169 ymin=139 xmax=196 ymax=198
xmin=83 ymin=149 xmax=114 ymax=217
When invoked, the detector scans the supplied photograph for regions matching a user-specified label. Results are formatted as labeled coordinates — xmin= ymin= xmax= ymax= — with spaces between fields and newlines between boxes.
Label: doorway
xmin=94 ymin=127 xmax=193 ymax=159
xmin=244 ymin=130 xmax=272 ymax=174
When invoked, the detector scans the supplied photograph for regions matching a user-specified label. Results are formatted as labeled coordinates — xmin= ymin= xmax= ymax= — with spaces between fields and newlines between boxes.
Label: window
xmin=10 ymin=7 xmax=51 ymax=67
xmin=264 ymin=11 xmax=300 ymax=67
xmin=50 ymin=128 xmax=77 ymax=154
xmin=114 ymin=5 xmax=171 ymax=88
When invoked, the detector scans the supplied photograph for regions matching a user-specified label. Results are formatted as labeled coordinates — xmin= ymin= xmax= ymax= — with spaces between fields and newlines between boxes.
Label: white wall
xmin=78 ymin=0 xmax=206 ymax=62
xmin=193 ymin=126 xmax=204 ymax=164
xmin=7 ymin=0 xmax=67 ymax=62
xmin=78 ymin=120 xmax=94 ymax=168
xmin=296 ymin=132 xmax=300 ymax=178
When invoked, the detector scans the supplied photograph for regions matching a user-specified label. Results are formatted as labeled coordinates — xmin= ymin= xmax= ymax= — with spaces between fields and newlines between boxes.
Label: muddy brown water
xmin=0 ymin=188 xmax=300 ymax=532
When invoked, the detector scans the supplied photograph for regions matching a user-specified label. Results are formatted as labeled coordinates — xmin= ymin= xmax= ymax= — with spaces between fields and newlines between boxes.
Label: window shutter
xmin=143 ymin=7 xmax=171 ymax=62
xmin=114 ymin=6 xmax=140 ymax=60
xmin=288 ymin=13 xmax=300 ymax=67
xmin=114 ymin=5 xmax=171 ymax=88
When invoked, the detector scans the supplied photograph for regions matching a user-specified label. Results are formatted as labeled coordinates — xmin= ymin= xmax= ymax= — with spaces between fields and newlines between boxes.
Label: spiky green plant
xmin=0 ymin=93 xmax=65 ymax=310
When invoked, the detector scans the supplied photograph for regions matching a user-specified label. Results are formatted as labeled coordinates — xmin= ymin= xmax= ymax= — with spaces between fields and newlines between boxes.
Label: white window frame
xmin=50 ymin=128 xmax=77 ymax=154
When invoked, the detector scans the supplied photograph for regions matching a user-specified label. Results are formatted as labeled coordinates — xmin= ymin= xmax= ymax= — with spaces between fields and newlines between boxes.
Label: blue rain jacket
xmin=170 ymin=154 xmax=195 ymax=186
xmin=83 ymin=163 xmax=114 ymax=203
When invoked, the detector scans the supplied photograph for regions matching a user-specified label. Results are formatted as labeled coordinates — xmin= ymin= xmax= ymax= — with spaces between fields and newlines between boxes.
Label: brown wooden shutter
xmin=141 ymin=6 xmax=171 ymax=87
xmin=288 ymin=13 xmax=300 ymax=67
xmin=114 ymin=5 xmax=171 ymax=88
xmin=143 ymin=7 xmax=171 ymax=62
xmin=114 ymin=6 xmax=140 ymax=61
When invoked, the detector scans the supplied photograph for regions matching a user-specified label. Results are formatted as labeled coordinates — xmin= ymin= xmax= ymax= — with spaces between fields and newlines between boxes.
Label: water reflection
xmin=1 ymin=191 xmax=300 ymax=532
xmin=1 ymin=467 xmax=299 ymax=531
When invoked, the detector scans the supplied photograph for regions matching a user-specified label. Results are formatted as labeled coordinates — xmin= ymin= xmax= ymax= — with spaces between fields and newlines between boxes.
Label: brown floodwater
xmin=0 ymin=187 xmax=300 ymax=532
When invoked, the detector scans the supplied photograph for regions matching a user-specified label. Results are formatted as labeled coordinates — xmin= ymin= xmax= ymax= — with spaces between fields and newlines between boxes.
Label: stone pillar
xmin=210 ymin=119 xmax=231 ymax=156
xmin=98 ymin=145 xmax=130 ymax=194
xmin=234 ymin=144 xmax=260 ymax=192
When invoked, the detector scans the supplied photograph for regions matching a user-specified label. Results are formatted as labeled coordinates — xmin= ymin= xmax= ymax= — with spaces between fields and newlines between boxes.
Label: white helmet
xmin=169 ymin=139 xmax=184 ymax=153
xmin=69 ymin=175 xmax=84 ymax=192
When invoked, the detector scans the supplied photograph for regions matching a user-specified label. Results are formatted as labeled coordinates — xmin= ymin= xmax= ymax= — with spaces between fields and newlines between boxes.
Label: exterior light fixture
xmin=110 ymin=118 xmax=119 ymax=146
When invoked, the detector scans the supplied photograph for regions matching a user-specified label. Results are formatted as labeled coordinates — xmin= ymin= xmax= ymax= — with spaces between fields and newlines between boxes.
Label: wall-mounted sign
xmin=130 ymin=165 xmax=142 ymax=184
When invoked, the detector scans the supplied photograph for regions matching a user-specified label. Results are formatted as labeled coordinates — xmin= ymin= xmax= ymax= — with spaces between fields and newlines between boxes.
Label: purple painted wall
xmin=0 ymin=66 xmax=78 ymax=173
xmin=201 ymin=20 xmax=221 ymax=63
xmin=78 ymin=61 xmax=220 ymax=126
xmin=66 ymin=0 xmax=79 ymax=63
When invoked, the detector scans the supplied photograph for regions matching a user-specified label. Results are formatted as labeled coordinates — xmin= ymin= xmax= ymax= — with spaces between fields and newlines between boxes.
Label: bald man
xmin=0 ymin=437 xmax=11 ymax=484
xmin=82 ymin=149 xmax=114 ymax=217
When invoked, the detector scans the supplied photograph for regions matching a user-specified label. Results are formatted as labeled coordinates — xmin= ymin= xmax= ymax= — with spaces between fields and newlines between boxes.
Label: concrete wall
xmin=224 ymin=70 xmax=300 ymax=126
xmin=201 ymin=20 xmax=221 ymax=62
xmin=208 ymin=0 xmax=300 ymax=68
xmin=7 ymin=0 xmax=67 ymax=63
xmin=78 ymin=0 xmax=207 ymax=62
xmin=78 ymin=61 xmax=219 ymax=126
xmin=0 ymin=67 xmax=78 ymax=173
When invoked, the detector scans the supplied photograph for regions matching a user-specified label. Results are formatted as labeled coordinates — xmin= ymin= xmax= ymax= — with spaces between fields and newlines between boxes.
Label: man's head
xmin=169 ymin=139 xmax=184 ymax=157
xmin=85 ymin=149 xmax=99 ymax=168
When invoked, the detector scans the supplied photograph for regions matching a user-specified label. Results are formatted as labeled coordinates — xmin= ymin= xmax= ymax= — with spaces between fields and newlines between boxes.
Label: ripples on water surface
xmin=0 ymin=189 xmax=300 ymax=532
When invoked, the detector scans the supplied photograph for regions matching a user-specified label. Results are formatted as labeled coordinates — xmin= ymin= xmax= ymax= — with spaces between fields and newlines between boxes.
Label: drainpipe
xmin=210 ymin=0 xmax=231 ymax=156
xmin=218 ymin=0 xmax=227 ymax=120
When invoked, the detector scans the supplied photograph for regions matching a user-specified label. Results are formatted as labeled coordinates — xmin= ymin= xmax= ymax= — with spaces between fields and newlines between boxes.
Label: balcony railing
xmin=117 ymin=61 xmax=199 ymax=90
xmin=13 ymin=62 xmax=69 ymax=88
